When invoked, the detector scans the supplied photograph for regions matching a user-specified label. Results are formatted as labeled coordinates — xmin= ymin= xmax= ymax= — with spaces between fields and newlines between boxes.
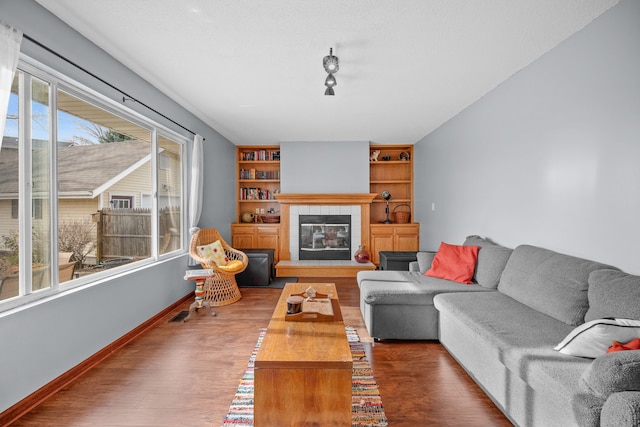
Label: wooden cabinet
xmin=369 ymin=224 xmax=420 ymax=265
xmin=233 ymin=146 xmax=281 ymax=262
xmin=231 ymin=223 xmax=280 ymax=264
xmin=369 ymin=144 xmax=419 ymax=265
xmin=236 ymin=145 xmax=281 ymax=223
xmin=369 ymin=144 xmax=414 ymax=224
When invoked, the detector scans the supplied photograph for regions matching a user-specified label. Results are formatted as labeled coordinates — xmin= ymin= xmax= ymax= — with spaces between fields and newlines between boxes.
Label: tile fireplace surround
xmin=274 ymin=193 xmax=377 ymax=277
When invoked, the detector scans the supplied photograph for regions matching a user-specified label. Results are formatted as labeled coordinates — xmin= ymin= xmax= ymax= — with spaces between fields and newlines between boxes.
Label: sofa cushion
xmin=585 ymin=269 xmax=640 ymax=322
xmin=580 ymin=350 xmax=640 ymax=400
xmin=360 ymin=274 xmax=492 ymax=306
xmin=600 ymin=391 xmax=640 ymax=427
xmin=464 ymin=235 xmax=513 ymax=289
xmin=434 ymin=291 xmax=589 ymax=398
xmin=554 ymin=318 xmax=640 ymax=358
xmin=425 ymin=242 xmax=479 ymax=284
xmin=497 ymin=245 xmax=613 ymax=326
xmin=356 ymin=270 xmax=415 ymax=286
xmin=416 ymin=251 xmax=436 ymax=273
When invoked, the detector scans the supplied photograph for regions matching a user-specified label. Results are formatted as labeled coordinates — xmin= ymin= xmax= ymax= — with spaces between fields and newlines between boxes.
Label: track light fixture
xmin=323 ymin=47 xmax=339 ymax=73
xmin=323 ymin=47 xmax=339 ymax=95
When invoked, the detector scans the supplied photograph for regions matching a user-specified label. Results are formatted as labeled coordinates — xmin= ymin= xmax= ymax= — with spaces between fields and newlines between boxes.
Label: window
xmin=10 ymin=199 xmax=42 ymax=219
xmin=0 ymin=61 xmax=187 ymax=307
xmin=158 ymin=135 xmax=182 ymax=255
xmin=110 ymin=196 xmax=134 ymax=209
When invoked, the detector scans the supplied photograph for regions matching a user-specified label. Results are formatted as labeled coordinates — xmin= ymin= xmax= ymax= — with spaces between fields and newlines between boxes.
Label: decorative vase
xmin=354 ymin=245 xmax=371 ymax=263
xmin=241 ymin=212 xmax=255 ymax=223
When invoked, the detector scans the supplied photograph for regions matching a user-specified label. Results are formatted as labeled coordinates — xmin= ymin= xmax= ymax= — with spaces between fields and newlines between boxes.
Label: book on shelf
xmin=240 ymin=150 xmax=280 ymax=161
xmin=239 ymin=187 xmax=277 ymax=200
xmin=239 ymin=169 xmax=280 ymax=180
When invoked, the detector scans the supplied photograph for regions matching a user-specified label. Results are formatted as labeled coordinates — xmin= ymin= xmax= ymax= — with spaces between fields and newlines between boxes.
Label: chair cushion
xmin=196 ymin=240 xmax=229 ymax=266
xmin=216 ymin=259 xmax=244 ymax=273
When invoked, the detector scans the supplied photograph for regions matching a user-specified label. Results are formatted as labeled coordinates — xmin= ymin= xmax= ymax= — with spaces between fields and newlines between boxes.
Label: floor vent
xmin=169 ymin=310 xmax=189 ymax=322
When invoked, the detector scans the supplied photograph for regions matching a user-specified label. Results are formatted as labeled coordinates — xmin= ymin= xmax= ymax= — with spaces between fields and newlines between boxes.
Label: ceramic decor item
xmin=354 ymin=245 xmax=371 ymax=263
xmin=241 ymin=212 xmax=255 ymax=223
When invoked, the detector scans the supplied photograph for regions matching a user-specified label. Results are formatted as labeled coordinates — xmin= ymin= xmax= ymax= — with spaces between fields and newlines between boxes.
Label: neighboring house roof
xmin=0 ymin=138 xmax=151 ymax=199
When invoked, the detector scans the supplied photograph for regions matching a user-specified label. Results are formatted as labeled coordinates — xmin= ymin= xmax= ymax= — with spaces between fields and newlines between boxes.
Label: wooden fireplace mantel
xmin=274 ymin=193 xmax=377 ymax=261
xmin=274 ymin=193 xmax=377 ymax=205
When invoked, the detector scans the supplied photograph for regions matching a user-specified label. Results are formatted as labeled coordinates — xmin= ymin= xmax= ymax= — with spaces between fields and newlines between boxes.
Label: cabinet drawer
xmin=256 ymin=225 xmax=279 ymax=235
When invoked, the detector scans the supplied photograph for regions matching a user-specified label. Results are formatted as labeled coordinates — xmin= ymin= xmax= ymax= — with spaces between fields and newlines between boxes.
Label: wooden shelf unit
xmin=369 ymin=145 xmax=414 ymax=225
xmin=236 ymin=145 xmax=281 ymax=223
xmin=369 ymin=144 xmax=419 ymax=264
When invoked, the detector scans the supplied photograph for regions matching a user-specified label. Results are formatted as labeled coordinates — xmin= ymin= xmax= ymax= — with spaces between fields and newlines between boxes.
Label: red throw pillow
xmin=424 ymin=242 xmax=479 ymax=284
xmin=607 ymin=338 xmax=640 ymax=353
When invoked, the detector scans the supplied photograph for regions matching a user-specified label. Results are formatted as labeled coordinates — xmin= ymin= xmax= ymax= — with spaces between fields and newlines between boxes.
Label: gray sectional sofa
xmin=356 ymin=236 xmax=640 ymax=427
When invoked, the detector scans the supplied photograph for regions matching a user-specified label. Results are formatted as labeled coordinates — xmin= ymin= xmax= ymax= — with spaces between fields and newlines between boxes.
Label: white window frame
xmin=109 ymin=194 xmax=136 ymax=209
xmin=0 ymin=56 xmax=189 ymax=312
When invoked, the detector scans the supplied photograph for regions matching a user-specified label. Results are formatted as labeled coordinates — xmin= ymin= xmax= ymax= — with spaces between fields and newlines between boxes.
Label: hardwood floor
xmin=11 ymin=278 xmax=512 ymax=427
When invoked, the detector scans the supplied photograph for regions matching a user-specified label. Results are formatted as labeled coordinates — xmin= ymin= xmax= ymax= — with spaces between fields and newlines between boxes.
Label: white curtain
xmin=187 ymin=134 xmax=204 ymax=266
xmin=0 ymin=21 xmax=23 ymax=151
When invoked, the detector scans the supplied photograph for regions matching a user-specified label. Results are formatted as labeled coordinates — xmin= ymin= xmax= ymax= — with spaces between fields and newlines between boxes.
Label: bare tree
xmin=76 ymin=122 xmax=133 ymax=144
xmin=58 ymin=220 xmax=97 ymax=267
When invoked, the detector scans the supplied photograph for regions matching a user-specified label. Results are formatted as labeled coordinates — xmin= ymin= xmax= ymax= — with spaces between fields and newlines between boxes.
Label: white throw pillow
xmin=554 ymin=318 xmax=640 ymax=358
xmin=196 ymin=240 xmax=229 ymax=266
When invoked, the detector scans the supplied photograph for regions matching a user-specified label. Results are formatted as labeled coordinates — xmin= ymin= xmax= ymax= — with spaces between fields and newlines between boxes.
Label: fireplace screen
xmin=299 ymin=215 xmax=351 ymax=260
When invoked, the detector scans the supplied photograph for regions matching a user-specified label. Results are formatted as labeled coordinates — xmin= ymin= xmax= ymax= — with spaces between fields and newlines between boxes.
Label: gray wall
xmin=414 ymin=0 xmax=640 ymax=274
xmin=280 ymin=141 xmax=370 ymax=193
xmin=0 ymin=0 xmax=235 ymax=412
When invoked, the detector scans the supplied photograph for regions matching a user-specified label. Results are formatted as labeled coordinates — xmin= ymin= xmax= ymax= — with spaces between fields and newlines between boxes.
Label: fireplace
xmin=299 ymin=215 xmax=351 ymax=260
xmin=273 ymin=193 xmax=376 ymax=263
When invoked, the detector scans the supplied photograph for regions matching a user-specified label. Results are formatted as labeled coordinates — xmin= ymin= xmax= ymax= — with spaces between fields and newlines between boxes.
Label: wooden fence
xmin=96 ymin=207 xmax=180 ymax=262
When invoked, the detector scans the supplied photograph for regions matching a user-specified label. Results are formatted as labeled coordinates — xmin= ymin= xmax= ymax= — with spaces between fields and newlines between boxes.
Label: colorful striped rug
xmin=221 ymin=326 xmax=388 ymax=426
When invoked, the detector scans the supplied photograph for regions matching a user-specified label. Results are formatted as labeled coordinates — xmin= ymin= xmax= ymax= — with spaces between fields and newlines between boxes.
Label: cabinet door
xmin=232 ymin=234 xmax=255 ymax=249
xmin=370 ymin=226 xmax=394 ymax=265
xmin=256 ymin=234 xmax=279 ymax=263
xmin=395 ymin=225 xmax=419 ymax=252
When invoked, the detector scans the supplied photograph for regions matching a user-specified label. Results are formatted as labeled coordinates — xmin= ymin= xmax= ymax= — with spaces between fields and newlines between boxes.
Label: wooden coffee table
xmin=254 ymin=282 xmax=352 ymax=426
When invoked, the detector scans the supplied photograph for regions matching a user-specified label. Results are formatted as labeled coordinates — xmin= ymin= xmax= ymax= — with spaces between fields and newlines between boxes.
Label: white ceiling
xmin=35 ymin=0 xmax=618 ymax=146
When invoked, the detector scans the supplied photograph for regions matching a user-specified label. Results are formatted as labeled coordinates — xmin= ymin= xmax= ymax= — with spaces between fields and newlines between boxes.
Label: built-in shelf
xmin=369 ymin=144 xmax=415 ymax=224
xmin=236 ymin=145 xmax=281 ymax=222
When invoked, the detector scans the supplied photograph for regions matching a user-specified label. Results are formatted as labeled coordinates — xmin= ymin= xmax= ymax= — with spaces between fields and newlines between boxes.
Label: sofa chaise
xmin=356 ymin=235 xmax=640 ymax=426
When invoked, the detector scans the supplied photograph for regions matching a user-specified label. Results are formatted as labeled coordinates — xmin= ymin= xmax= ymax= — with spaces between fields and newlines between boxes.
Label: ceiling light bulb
xmin=325 ymin=73 xmax=337 ymax=87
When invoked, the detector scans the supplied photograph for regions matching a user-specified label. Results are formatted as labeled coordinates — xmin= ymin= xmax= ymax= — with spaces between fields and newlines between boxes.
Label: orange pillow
xmin=607 ymin=338 xmax=640 ymax=353
xmin=424 ymin=242 xmax=479 ymax=284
